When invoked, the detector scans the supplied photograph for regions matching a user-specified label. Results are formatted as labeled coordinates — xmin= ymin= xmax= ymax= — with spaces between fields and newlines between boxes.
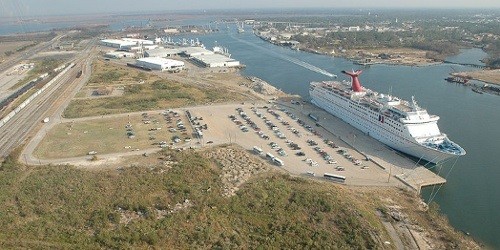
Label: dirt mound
xmin=204 ymin=145 xmax=271 ymax=197
xmin=240 ymin=76 xmax=281 ymax=96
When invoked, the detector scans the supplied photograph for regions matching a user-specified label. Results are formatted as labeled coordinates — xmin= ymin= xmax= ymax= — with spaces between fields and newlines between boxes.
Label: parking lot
xmin=34 ymin=110 xmax=195 ymax=159
xmin=33 ymin=100 xmax=421 ymax=188
xmin=187 ymin=103 xmax=398 ymax=187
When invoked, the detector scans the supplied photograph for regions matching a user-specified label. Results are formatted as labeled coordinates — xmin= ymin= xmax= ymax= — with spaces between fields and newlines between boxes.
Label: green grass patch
xmin=64 ymin=78 xmax=247 ymax=118
xmin=34 ymin=113 xmax=193 ymax=159
xmin=85 ymin=60 xmax=147 ymax=87
xmin=0 ymin=149 xmax=386 ymax=249
xmin=64 ymin=60 xmax=250 ymax=118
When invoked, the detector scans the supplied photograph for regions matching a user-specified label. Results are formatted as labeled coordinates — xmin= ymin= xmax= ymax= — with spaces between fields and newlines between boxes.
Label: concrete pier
xmin=278 ymin=99 xmax=447 ymax=192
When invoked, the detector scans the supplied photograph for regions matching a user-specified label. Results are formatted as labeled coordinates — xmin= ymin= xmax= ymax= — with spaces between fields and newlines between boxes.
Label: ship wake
xmin=230 ymin=33 xmax=337 ymax=78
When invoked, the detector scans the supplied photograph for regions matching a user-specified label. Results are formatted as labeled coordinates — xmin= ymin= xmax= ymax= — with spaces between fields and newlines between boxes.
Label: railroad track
xmin=0 ymin=43 xmax=95 ymax=158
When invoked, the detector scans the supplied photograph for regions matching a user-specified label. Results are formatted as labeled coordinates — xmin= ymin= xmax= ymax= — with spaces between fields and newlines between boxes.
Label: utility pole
xmin=387 ymin=165 xmax=392 ymax=183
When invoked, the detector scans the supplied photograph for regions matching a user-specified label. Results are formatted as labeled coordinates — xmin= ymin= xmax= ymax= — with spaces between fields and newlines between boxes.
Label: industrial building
xmin=121 ymin=38 xmax=155 ymax=45
xmin=99 ymin=39 xmax=137 ymax=49
xmin=122 ymin=44 xmax=158 ymax=52
xmin=181 ymin=47 xmax=214 ymax=57
xmin=135 ymin=57 xmax=184 ymax=71
xmin=164 ymin=28 xmax=179 ymax=34
xmin=191 ymin=54 xmax=240 ymax=68
xmin=100 ymin=38 xmax=155 ymax=50
xmin=145 ymin=48 xmax=182 ymax=58
xmin=104 ymin=51 xmax=136 ymax=59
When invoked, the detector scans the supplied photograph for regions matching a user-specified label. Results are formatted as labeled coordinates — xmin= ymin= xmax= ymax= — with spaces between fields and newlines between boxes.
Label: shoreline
xmin=303 ymin=47 xmax=444 ymax=67
xmin=458 ymin=69 xmax=500 ymax=86
xmin=254 ymin=32 xmax=444 ymax=67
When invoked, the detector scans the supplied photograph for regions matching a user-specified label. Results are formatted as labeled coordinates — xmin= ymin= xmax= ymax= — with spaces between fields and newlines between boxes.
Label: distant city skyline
xmin=1 ymin=0 xmax=500 ymax=17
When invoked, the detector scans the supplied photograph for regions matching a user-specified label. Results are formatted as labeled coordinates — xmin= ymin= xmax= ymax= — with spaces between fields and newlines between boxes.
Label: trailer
xmin=273 ymin=157 xmax=284 ymax=166
xmin=308 ymin=113 xmax=318 ymax=121
xmin=253 ymin=146 xmax=263 ymax=155
xmin=323 ymin=173 xmax=346 ymax=183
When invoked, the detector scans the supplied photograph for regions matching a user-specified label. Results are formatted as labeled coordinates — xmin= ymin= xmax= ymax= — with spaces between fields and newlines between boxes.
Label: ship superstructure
xmin=310 ymin=70 xmax=465 ymax=163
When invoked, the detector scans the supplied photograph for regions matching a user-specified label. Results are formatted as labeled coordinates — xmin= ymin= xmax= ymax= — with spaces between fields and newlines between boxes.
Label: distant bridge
xmin=443 ymin=60 xmax=487 ymax=69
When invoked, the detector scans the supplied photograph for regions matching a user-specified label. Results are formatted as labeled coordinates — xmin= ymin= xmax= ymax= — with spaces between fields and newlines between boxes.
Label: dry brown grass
xmin=461 ymin=69 xmax=500 ymax=85
xmin=0 ymin=41 xmax=32 ymax=59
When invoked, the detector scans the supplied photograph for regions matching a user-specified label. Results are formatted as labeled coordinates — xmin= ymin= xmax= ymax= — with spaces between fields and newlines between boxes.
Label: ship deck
xmin=318 ymin=81 xmax=418 ymax=117
xmin=280 ymin=98 xmax=446 ymax=192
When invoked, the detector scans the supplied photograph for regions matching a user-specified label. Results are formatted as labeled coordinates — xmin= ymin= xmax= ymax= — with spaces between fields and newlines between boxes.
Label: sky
xmin=1 ymin=0 xmax=500 ymax=17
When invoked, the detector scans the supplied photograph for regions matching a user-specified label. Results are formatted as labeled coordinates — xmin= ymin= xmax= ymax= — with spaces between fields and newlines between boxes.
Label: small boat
xmin=445 ymin=76 xmax=469 ymax=84
xmin=471 ymin=88 xmax=483 ymax=94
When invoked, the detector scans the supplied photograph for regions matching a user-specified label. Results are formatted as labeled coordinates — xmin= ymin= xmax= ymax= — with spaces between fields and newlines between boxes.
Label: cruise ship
xmin=310 ymin=70 xmax=466 ymax=163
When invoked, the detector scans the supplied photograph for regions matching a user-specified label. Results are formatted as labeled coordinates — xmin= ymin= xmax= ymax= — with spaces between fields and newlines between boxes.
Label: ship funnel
xmin=342 ymin=70 xmax=363 ymax=92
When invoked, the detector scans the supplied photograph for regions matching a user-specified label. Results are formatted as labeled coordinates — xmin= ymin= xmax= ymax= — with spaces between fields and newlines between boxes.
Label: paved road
xmin=20 ymin=50 xmax=96 ymax=164
xmin=0 ymin=40 xmax=95 ymax=158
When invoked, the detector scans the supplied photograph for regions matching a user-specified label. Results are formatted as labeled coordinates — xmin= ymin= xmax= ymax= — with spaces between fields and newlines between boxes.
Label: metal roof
xmin=181 ymin=47 xmax=214 ymax=56
xmin=191 ymin=54 xmax=239 ymax=65
xmin=137 ymin=57 xmax=184 ymax=67
xmin=145 ymin=48 xmax=182 ymax=57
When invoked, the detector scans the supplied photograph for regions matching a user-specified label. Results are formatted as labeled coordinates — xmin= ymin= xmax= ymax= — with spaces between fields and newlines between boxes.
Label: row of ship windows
xmin=345 ymin=101 xmax=404 ymax=133
xmin=349 ymin=105 xmax=369 ymax=117
xmin=345 ymin=98 xmax=404 ymax=128
xmin=343 ymin=108 xmax=406 ymax=146
xmin=386 ymin=122 xmax=403 ymax=133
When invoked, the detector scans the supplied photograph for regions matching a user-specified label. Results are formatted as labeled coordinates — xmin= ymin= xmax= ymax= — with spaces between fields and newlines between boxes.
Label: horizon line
xmin=2 ymin=6 xmax=500 ymax=19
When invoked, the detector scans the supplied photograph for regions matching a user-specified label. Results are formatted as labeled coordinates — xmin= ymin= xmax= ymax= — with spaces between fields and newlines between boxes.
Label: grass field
xmin=461 ymin=69 xmax=500 ymax=85
xmin=86 ymin=60 xmax=150 ymax=87
xmin=34 ymin=112 xmax=193 ymax=159
xmin=0 ymin=146 xmax=477 ymax=248
xmin=64 ymin=60 xmax=250 ymax=118
xmin=0 ymin=41 xmax=33 ymax=59
xmin=0 ymin=148 xmax=386 ymax=249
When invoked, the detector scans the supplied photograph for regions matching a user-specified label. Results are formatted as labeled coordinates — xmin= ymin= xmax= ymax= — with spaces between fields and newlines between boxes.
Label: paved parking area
xmin=30 ymin=100 xmax=444 ymax=191
xmin=187 ymin=103 xmax=400 ymax=187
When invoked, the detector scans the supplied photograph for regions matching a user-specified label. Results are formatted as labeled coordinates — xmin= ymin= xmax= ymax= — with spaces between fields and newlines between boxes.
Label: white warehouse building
xmin=100 ymin=38 xmax=155 ymax=50
xmin=181 ymin=47 xmax=214 ymax=57
xmin=121 ymin=38 xmax=155 ymax=45
xmin=135 ymin=57 xmax=184 ymax=71
xmin=104 ymin=51 xmax=136 ymax=59
xmin=145 ymin=48 xmax=182 ymax=58
xmin=100 ymin=39 xmax=137 ymax=49
xmin=191 ymin=54 xmax=241 ymax=68
xmin=122 ymin=44 xmax=159 ymax=52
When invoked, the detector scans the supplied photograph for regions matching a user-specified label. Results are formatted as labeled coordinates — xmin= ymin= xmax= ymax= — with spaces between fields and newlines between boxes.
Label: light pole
xmin=387 ymin=165 xmax=392 ymax=183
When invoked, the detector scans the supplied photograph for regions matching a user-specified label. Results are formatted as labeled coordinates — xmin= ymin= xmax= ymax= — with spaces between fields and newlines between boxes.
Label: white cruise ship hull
xmin=311 ymin=96 xmax=458 ymax=164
